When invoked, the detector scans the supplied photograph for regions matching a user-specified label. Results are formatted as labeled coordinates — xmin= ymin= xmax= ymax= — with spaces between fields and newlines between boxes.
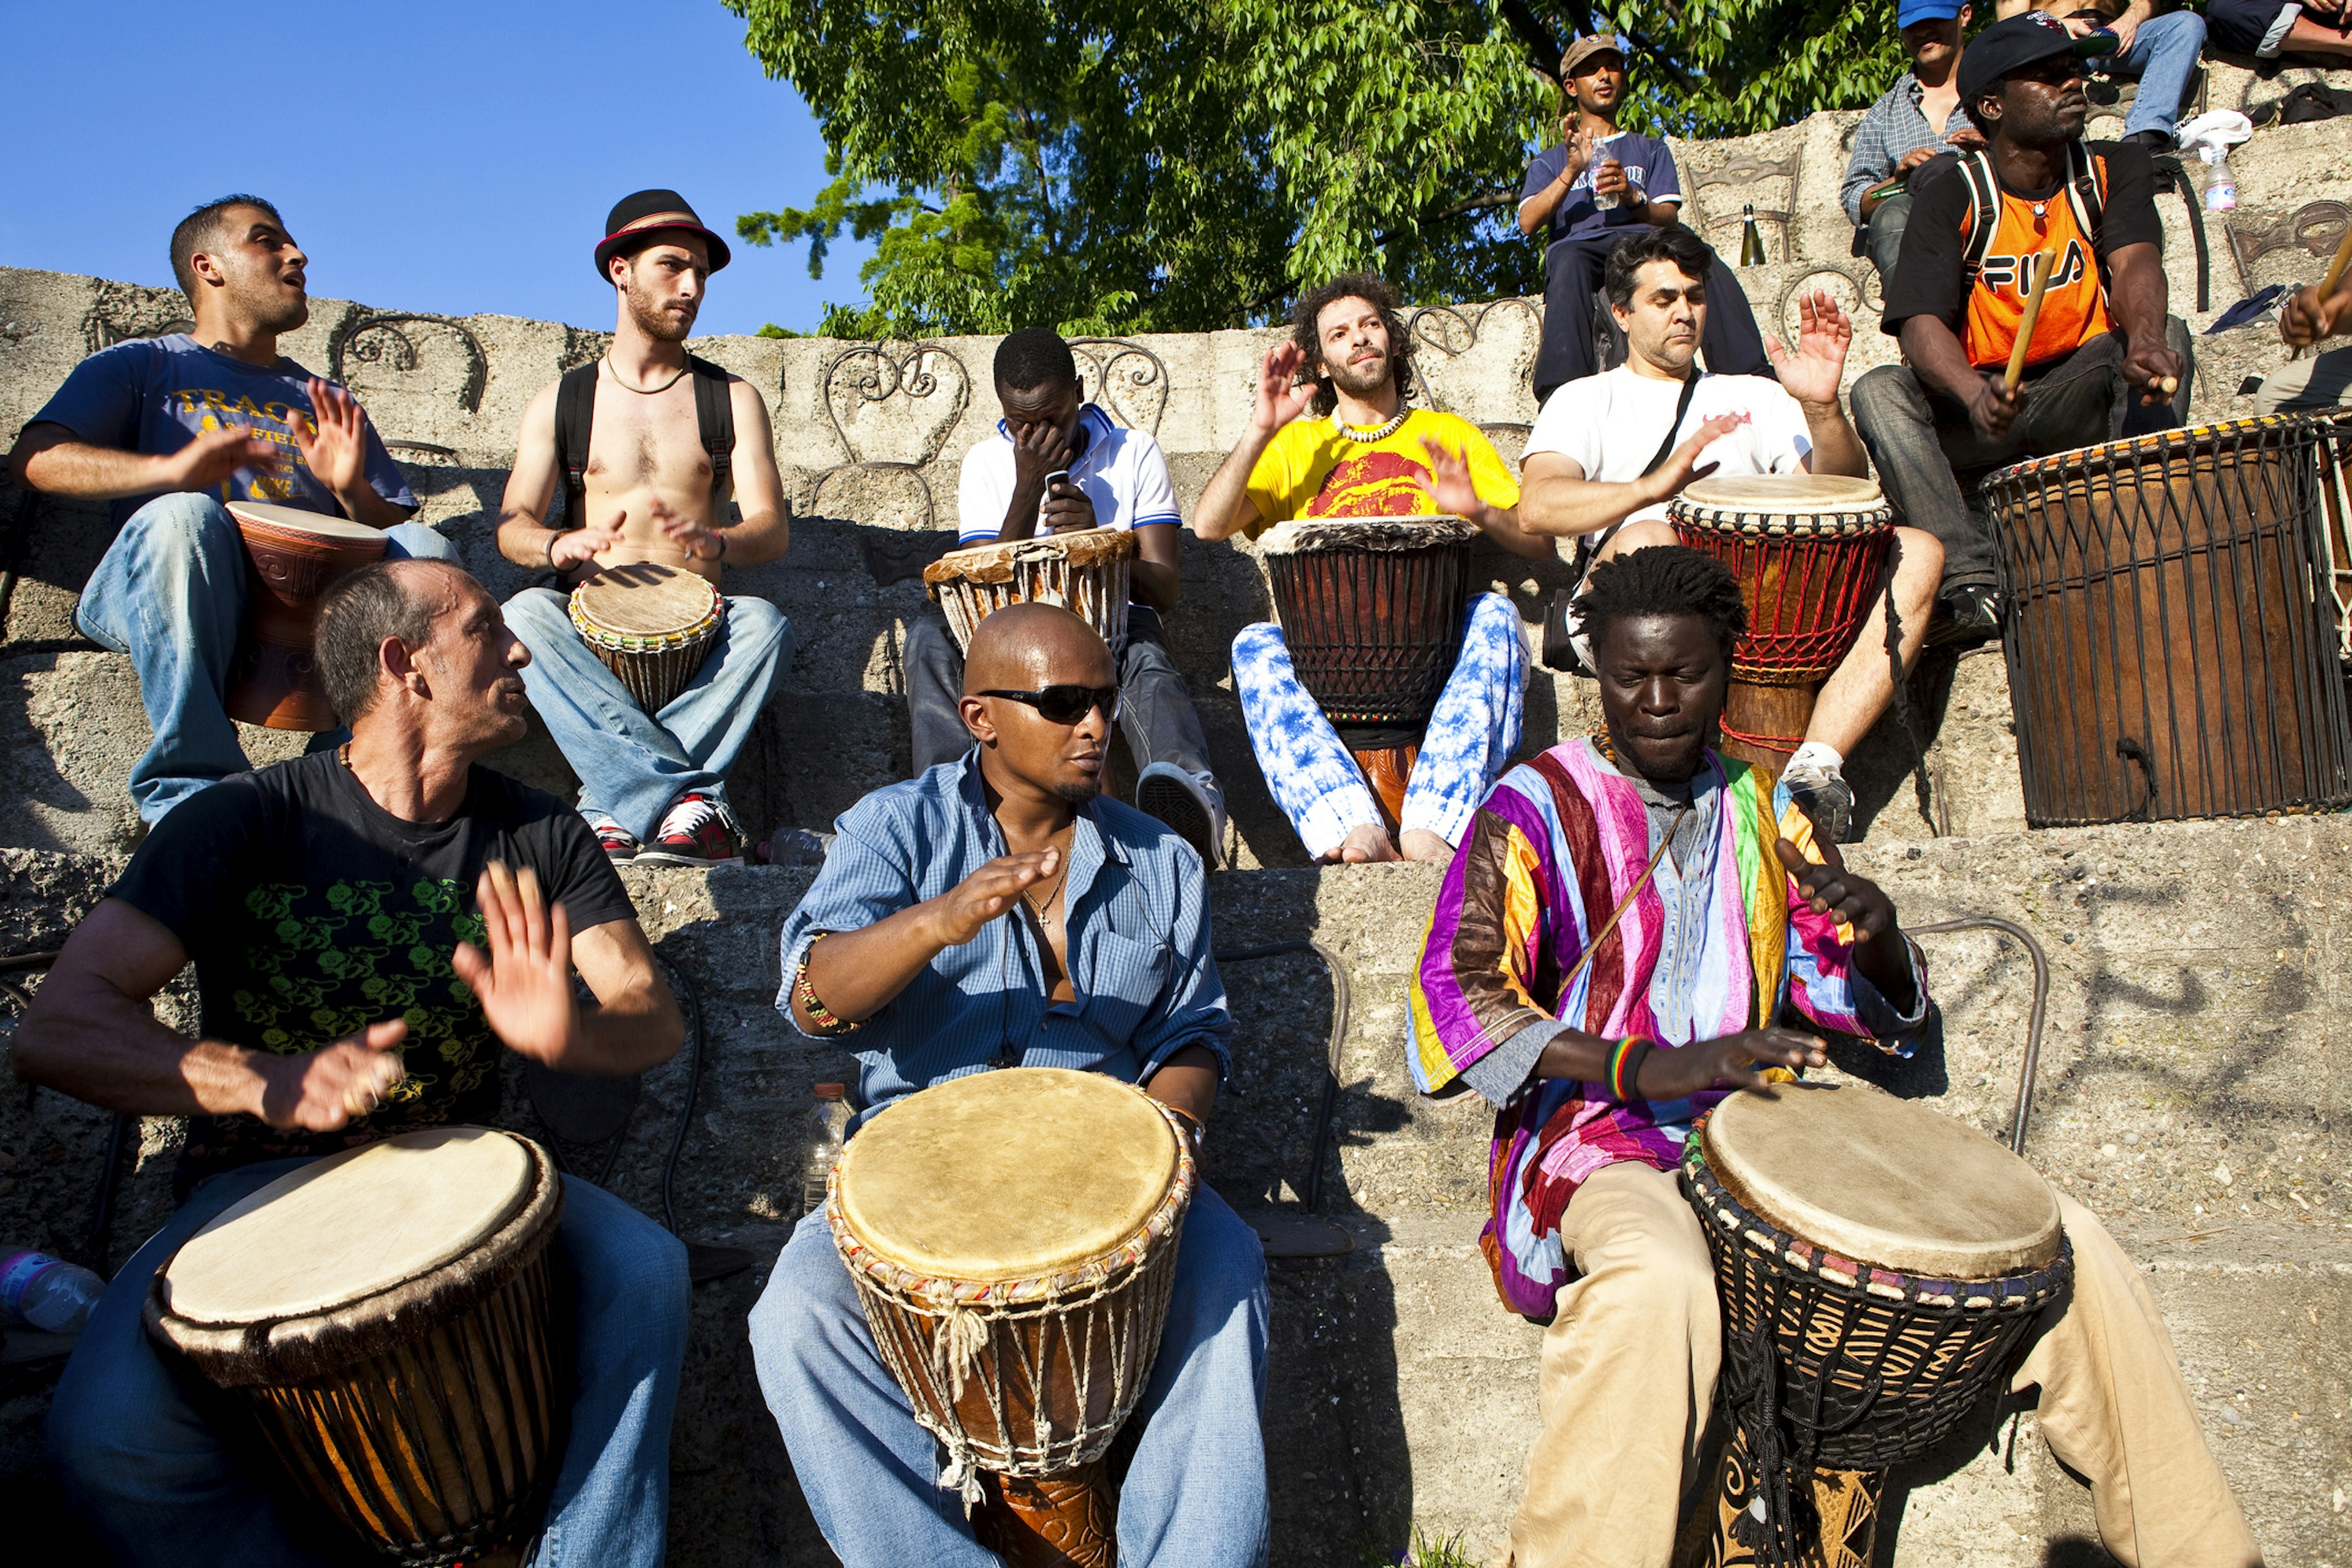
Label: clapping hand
xmin=291 ymin=378 xmax=375 ymax=500
xmin=1764 ymin=289 xmax=1852 ymax=407
xmin=1251 ymin=342 xmax=1317 ymax=434
xmin=453 ymin=862 xmax=581 ymax=1066
xmin=645 ymin=497 xmax=723 ymax=562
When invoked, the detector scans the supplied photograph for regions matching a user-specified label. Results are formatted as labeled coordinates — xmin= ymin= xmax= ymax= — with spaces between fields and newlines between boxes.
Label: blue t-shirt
xmin=24 ymin=334 xmax=417 ymax=526
xmin=1520 ymin=132 xmax=1683 ymax=246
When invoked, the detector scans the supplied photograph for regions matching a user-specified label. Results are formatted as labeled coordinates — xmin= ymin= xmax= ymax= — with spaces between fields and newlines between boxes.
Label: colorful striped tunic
xmin=1409 ymin=738 xmax=1929 ymax=1317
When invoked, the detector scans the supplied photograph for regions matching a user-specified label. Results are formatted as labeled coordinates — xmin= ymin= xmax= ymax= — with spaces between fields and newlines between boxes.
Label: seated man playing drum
xmin=1194 ymin=271 xmax=1558 ymax=864
xmin=8 ymin=192 xmax=457 ymax=823
xmin=1408 ymin=545 xmax=2255 ymax=1568
xmin=2252 ymin=276 xmax=2352 ymax=415
xmin=1851 ymin=12 xmax=2190 ymax=647
xmin=496 ymin=189 xmax=794 ymax=867
xmin=17 ymin=557 xmax=693 ymax=1568
xmin=907 ymin=327 xmax=1229 ymax=866
xmin=750 ymin=602 xmax=1268 ymax=1567
xmin=1520 ymin=224 xmax=1943 ymax=842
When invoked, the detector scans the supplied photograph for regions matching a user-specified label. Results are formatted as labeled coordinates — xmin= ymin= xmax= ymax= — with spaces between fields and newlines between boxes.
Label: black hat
xmin=1957 ymin=12 xmax=2115 ymax=103
xmin=593 ymin=190 xmax=732 ymax=282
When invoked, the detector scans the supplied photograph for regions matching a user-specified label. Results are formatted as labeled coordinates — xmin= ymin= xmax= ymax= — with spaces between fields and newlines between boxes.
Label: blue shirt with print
xmin=1520 ymin=132 xmax=1684 ymax=244
xmin=25 ymin=334 xmax=417 ymax=527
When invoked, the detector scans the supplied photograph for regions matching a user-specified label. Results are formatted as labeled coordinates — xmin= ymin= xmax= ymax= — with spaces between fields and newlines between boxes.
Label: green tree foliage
xmin=726 ymin=0 xmax=1904 ymax=337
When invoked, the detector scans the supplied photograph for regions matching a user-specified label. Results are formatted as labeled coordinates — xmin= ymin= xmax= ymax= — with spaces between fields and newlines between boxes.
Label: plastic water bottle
xmin=802 ymin=1084 xmax=854 ymax=1219
xmin=2202 ymin=147 xmax=2237 ymax=213
xmin=1 ymin=1248 xmax=106 ymax=1336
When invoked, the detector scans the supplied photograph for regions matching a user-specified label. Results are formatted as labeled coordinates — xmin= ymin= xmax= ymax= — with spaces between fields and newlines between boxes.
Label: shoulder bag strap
xmin=552 ymin=361 xmax=598 ymax=532
xmin=687 ymin=354 xmax=736 ymax=513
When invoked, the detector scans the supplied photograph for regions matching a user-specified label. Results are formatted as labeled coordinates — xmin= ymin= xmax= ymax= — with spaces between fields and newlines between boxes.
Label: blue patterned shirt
xmin=1841 ymin=73 xmax=1975 ymax=226
xmin=776 ymin=753 xmax=1230 ymax=1128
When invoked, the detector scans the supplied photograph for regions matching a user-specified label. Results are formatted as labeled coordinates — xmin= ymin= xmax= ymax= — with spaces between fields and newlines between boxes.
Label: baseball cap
xmin=593 ymin=190 xmax=733 ymax=283
xmin=1559 ymin=34 xmax=1626 ymax=78
xmin=1897 ymin=0 xmax=1964 ymax=26
xmin=1956 ymin=12 xmax=2113 ymax=100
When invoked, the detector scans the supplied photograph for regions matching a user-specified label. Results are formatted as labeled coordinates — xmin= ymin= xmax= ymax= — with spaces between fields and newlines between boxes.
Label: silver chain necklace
xmin=1331 ymin=407 xmax=1409 ymax=443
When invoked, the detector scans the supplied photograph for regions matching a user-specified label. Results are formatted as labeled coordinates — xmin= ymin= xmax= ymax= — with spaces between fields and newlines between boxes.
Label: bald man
xmin=749 ymin=603 xmax=1270 ymax=1566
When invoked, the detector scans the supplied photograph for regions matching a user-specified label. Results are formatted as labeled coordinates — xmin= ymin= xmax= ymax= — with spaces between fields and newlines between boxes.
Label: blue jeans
xmin=503 ymin=586 xmax=794 ymax=842
xmin=2103 ymin=10 xmax=2207 ymax=140
xmin=47 ymin=1156 xmax=690 ymax=1568
xmin=1231 ymin=592 xmax=1528 ymax=856
xmin=748 ymin=1186 xmax=1270 ymax=1568
xmin=73 ymin=492 xmax=457 ymax=823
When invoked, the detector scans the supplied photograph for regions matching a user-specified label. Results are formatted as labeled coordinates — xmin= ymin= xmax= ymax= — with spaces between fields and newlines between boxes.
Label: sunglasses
xmin=979 ymin=684 xmax=1121 ymax=725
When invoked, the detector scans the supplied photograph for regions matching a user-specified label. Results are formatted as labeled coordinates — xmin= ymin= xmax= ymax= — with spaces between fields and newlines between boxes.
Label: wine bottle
xmin=1740 ymin=204 xmax=1767 ymax=268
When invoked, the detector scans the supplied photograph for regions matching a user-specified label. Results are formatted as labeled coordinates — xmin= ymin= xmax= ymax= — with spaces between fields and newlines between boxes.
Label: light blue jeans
xmin=2105 ymin=9 xmax=2207 ymax=140
xmin=502 ymin=586 xmax=794 ymax=843
xmin=748 ymin=1186 xmax=1270 ymax=1568
xmin=73 ymin=492 xmax=457 ymax=823
xmin=1231 ymin=591 xmax=1527 ymax=856
xmin=46 ymin=1156 xmax=690 ymax=1568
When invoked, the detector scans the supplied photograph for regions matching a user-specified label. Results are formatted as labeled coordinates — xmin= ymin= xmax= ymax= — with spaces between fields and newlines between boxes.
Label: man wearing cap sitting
xmin=495 ymin=190 xmax=794 ymax=865
xmin=1850 ymin=13 xmax=2188 ymax=646
xmin=1841 ymin=2 xmax=1986 ymax=289
xmin=1519 ymin=36 xmax=1774 ymax=404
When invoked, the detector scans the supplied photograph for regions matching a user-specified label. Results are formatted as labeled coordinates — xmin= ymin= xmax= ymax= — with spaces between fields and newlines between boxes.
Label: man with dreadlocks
xmin=1195 ymin=272 xmax=1556 ymax=864
xmin=1408 ymin=546 xmax=2253 ymax=1568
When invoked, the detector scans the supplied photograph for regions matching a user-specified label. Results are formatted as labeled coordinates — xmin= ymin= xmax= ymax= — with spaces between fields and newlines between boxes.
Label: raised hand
xmin=1646 ymin=411 xmax=1746 ymax=502
xmin=1415 ymin=436 xmax=1487 ymax=520
xmin=1635 ymin=1026 xmax=1828 ymax=1100
xmin=1253 ymin=341 xmax=1317 ymax=434
xmin=165 ymin=424 xmax=282 ymax=493
xmin=1772 ymin=834 xmax=1898 ymax=939
xmin=292 ymin=377 xmax=375 ymax=500
xmin=1559 ymin=125 xmax=1594 ymax=184
xmin=452 ymin=861 xmax=580 ymax=1066
xmin=253 ymin=1019 xmax=409 ymax=1131
xmin=640 ymin=496 xmax=725 ymax=562
xmin=926 ymin=848 xmax=1063 ymax=947
xmin=1764 ymin=288 xmax=1852 ymax=407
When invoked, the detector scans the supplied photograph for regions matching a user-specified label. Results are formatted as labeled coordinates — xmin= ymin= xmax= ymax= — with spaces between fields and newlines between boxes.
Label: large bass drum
xmin=1983 ymin=415 xmax=2352 ymax=826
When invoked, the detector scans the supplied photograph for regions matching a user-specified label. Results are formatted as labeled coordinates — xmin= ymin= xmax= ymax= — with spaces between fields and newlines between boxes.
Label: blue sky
xmin=0 ymin=1 xmax=873 ymax=337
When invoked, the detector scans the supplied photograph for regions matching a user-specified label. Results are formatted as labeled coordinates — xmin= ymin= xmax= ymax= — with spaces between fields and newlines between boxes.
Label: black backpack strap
xmin=1958 ymin=149 xmax=2002 ymax=295
xmin=687 ymin=354 xmax=736 ymax=514
xmin=2065 ymin=141 xmax=2114 ymax=304
xmin=552 ymin=361 xmax=598 ymax=531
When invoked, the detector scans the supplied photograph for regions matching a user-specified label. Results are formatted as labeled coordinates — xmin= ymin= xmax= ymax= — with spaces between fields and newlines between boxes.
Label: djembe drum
xmin=1984 ymin=415 xmax=2352 ymax=826
xmin=225 ymin=500 xmax=390 ymax=730
xmin=1667 ymin=477 xmax=1894 ymax=776
xmin=1677 ymin=1082 xmax=2071 ymax=1568
xmin=568 ymin=562 xmax=726 ymax=713
xmin=2309 ymin=407 xmax=2352 ymax=663
xmin=1261 ymin=515 xmax=1477 ymax=826
xmin=828 ymin=1068 xmax=1197 ymax=1568
xmin=146 ymin=1128 xmax=568 ymax=1566
xmin=924 ymin=532 xmax=1136 ymax=656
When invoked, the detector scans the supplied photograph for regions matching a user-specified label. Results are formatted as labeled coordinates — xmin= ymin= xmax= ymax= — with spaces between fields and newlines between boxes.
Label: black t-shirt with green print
xmin=107 ymin=750 xmax=637 ymax=1188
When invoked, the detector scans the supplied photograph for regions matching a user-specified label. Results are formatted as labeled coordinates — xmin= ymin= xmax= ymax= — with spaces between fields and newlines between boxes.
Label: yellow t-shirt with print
xmin=1242 ymin=408 xmax=1520 ymax=538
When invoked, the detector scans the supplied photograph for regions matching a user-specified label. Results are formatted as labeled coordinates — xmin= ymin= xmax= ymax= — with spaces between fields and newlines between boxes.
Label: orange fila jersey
xmin=1961 ymin=153 xmax=2113 ymax=371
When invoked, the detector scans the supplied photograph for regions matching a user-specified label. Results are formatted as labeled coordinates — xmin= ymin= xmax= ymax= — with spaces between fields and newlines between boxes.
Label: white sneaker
xmin=1135 ymin=763 xmax=1227 ymax=870
xmin=1780 ymin=760 xmax=1855 ymax=844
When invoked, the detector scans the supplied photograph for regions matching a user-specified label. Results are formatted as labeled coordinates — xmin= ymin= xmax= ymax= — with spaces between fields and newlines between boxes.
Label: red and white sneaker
xmin=635 ymin=793 xmax=744 ymax=867
xmin=587 ymin=815 xmax=638 ymax=862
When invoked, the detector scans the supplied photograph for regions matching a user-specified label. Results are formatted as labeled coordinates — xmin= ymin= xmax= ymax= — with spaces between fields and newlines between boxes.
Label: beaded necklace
xmin=1330 ymin=407 xmax=1409 ymax=443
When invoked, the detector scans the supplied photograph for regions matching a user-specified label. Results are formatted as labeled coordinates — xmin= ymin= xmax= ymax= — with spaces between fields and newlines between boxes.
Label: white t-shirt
xmin=1524 ymin=367 xmax=1815 ymax=531
xmin=956 ymin=402 xmax=1182 ymax=545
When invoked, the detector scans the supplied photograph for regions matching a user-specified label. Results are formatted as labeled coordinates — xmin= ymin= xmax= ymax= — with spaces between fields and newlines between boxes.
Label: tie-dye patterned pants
xmin=1232 ymin=592 xmax=1527 ymax=858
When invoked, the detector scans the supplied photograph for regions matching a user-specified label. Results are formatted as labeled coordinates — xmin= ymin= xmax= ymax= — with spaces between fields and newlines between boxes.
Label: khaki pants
xmin=1497 ymin=1161 xmax=2258 ymax=1568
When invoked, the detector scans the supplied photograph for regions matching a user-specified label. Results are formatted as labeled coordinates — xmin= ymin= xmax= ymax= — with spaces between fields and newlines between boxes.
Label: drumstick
xmin=2003 ymin=252 xmax=2054 ymax=394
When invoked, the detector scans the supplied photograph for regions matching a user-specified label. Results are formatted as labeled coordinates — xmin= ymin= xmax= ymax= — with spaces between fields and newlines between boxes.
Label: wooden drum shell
xmin=1985 ymin=415 xmax=2352 ymax=827
xmin=1262 ymin=517 xmax=1477 ymax=729
xmin=227 ymin=505 xmax=390 ymax=731
xmin=924 ymin=533 xmax=1135 ymax=658
xmin=568 ymin=567 xmax=725 ymax=715
xmin=146 ymin=1137 xmax=569 ymax=1567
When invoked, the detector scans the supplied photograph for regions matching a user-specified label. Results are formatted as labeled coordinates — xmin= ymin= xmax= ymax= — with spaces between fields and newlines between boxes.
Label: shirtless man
xmin=496 ymin=190 xmax=794 ymax=865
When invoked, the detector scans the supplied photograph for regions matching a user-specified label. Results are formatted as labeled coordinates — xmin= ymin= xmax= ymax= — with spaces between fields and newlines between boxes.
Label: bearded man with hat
xmin=1850 ymin=13 xmax=2190 ymax=646
xmin=494 ymin=190 xmax=796 ymax=865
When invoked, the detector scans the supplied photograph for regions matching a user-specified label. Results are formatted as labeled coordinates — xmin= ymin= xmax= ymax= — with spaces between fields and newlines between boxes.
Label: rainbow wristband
xmin=1608 ymin=1035 xmax=1654 ymax=1102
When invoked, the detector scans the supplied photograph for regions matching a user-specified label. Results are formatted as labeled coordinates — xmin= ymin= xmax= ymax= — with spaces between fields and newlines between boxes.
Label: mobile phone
xmin=1042 ymin=469 xmax=1070 ymax=494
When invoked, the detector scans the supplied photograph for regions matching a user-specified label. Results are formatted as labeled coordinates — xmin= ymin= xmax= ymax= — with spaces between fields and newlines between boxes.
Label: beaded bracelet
xmin=1608 ymin=1035 xmax=1654 ymax=1102
xmin=793 ymin=933 xmax=863 ymax=1035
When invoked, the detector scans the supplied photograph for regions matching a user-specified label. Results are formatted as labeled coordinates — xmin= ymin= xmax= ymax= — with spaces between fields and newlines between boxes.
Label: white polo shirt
xmin=956 ymin=402 xmax=1183 ymax=545
xmin=1525 ymin=367 xmax=1815 ymax=530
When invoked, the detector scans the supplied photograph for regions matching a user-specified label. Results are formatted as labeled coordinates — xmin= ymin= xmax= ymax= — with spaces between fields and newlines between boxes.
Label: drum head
xmin=1678 ymin=475 xmax=1883 ymax=512
xmin=1257 ymin=514 xmax=1479 ymax=555
xmin=835 ymin=1068 xmax=1178 ymax=1283
xmin=160 ymin=1128 xmax=536 ymax=1325
xmin=225 ymin=500 xmax=385 ymax=542
xmin=922 ymin=530 xmax=1137 ymax=586
xmin=1703 ymin=1080 xmax=2060 ymax=1278
xmin=571 ymin=562 xmax=720 ymax=636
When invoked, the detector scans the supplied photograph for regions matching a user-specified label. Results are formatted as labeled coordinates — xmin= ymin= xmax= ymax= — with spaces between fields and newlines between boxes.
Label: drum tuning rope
xmin=1905 ymin=918 xmax=2050 ymax=1157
